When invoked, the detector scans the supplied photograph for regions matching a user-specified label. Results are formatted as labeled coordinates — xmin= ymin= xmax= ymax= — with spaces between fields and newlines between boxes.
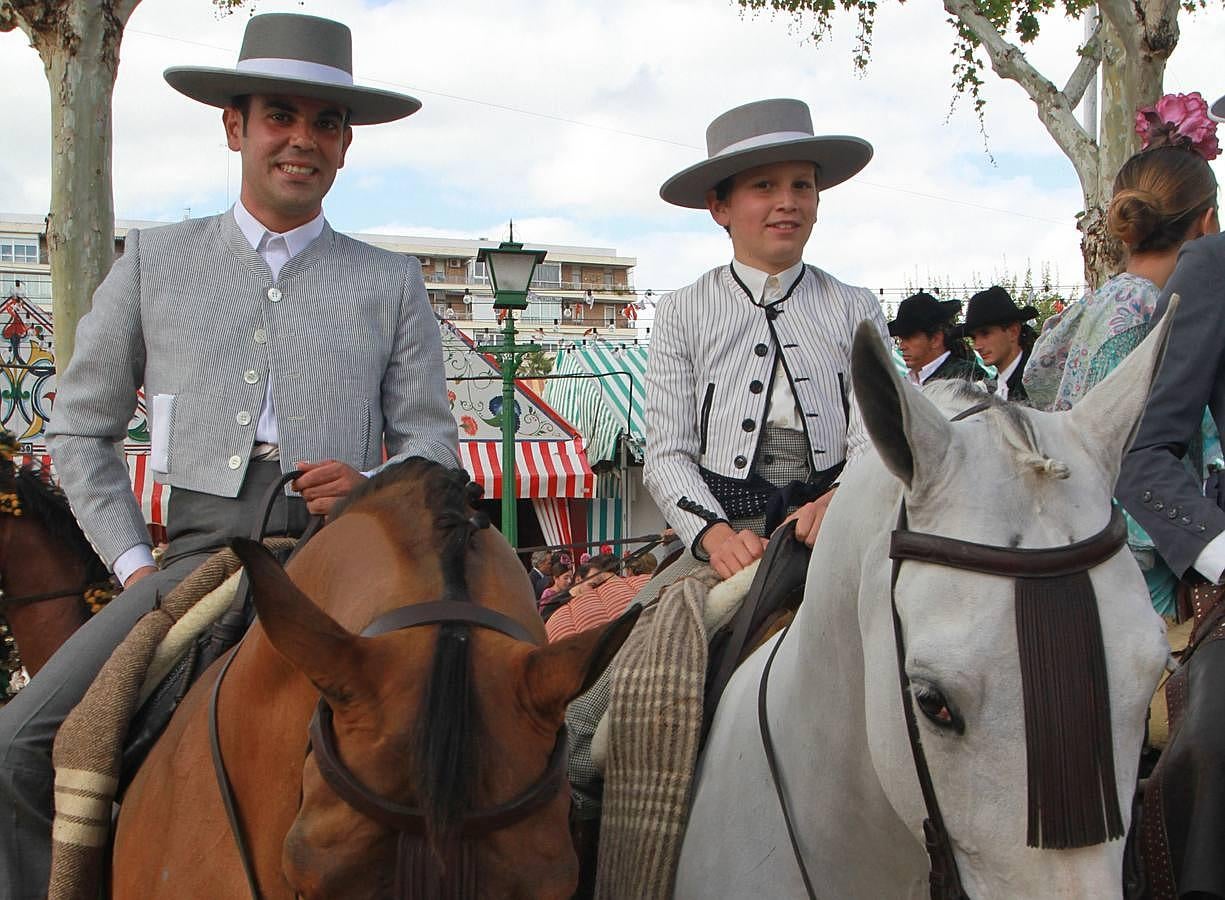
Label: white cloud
xmin=3 ymin=0 xmax=1223 ymax=298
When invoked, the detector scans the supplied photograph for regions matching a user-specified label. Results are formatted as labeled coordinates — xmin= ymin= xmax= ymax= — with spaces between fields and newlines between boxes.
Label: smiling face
xmin=224 ymin=93 xmax=353 ymax=233
xmin=706 ymin=160 xmax=819 ymax=274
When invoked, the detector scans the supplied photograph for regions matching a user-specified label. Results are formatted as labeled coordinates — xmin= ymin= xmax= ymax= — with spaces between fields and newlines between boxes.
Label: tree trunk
xmin=3 ymin=0 xmax=140 ymax=370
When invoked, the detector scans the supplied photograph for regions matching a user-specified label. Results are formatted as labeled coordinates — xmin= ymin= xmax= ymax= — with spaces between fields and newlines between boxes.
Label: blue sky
xmin=3 ymin=0 xmax=1223 ymax=299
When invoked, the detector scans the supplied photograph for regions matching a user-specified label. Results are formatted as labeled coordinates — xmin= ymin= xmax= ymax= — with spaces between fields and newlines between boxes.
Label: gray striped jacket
xmin=643 ymin=263 xmax=890 ymax=549
xmin=47 ymin=211 xmax=459 ymax=567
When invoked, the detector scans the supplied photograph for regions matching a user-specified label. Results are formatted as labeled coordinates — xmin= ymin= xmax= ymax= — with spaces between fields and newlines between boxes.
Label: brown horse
xmin=0 ymin=442 xmax=110 ymax=679
xmin=112 ymin=458 xmax=637 ymax=898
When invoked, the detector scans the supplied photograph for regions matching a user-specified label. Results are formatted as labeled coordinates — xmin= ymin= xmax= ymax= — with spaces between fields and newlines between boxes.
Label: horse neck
xmin=768 ymin=460 xmax=927 ymax=888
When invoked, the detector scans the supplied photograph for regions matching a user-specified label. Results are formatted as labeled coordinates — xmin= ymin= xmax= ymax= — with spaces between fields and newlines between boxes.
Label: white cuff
xmin=1193 ymin=530 xmax=1225 ymax=584
xmin=113 ymin=544 xmax=156 ymax=585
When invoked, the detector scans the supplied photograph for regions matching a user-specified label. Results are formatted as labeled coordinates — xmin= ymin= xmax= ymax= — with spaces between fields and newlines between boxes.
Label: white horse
xmin=675 ymin=314 xmax=1173 ymax=899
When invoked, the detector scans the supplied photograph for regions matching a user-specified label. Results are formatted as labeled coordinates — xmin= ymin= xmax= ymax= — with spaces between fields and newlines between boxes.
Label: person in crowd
xmin=545 ymin=555 xmax=652 ymax=642
xmin=528 ymin=549 xmax=552 ymax=601
xmin=1114 ymin=90 xmax=1225 ymax=899
xmin=627 ymin=552 xmax=658 ymax=576
xmin=1025 ymin=95 xmax=1219 ymax=617
xmin=958 ymin=285 xmax=1039 ymax=403
xmin=888 ymin=291 xmax=985 ymax=386
xmin=0 ymin=14 xmax=458 ymax=895
xmin=644 ymin=97 xmax=888 ymax=584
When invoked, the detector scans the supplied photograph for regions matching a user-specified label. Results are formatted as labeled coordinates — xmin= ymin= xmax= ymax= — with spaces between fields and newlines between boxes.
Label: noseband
xmin=213 ymin=600 xmax=565 ymax=900
xmin=760 ymin=400 xmax=1130 ymax=900
xmin=307 ymin=602 xmax=568 ymax=898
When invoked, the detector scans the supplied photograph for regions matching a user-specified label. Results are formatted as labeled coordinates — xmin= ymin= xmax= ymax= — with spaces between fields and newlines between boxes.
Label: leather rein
xmin=759 ymin=399 xmax=1129 ymax=899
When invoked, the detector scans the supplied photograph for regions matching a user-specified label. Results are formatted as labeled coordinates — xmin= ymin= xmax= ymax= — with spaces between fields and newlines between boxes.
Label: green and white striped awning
xmin=544 ymin=344 xmax=646 ymax=465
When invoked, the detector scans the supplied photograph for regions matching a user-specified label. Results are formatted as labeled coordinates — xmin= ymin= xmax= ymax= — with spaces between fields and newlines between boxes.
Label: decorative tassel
xmin=1015 ymin=573 xmax=1124 ymax=848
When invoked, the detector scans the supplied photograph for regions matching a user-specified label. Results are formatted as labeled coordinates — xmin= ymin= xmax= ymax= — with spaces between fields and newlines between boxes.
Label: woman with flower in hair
xmin=1024 ymin=91 xmax=1219 ymax=617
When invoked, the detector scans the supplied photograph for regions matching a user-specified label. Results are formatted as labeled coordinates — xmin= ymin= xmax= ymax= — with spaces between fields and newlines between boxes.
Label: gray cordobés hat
xmin=660 ymin=98 xmax=873 ymax=208
xmin=164 ymin=13 xmax=420 ymax=126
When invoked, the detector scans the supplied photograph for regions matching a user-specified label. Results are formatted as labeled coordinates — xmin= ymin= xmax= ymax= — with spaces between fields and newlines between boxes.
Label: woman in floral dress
xmin=1024 ymin=92 xmax=1220 ymax=615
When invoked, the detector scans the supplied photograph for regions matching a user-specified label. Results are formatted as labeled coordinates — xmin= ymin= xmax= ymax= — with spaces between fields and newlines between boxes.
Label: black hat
xmin=887 ymin=292 xmax=961 ymax=338
xmin=959 ymin=286 xmax=1037 ymax=334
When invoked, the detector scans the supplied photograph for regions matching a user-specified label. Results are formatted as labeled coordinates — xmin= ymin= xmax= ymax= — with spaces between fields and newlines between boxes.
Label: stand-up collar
xmin=730 ymin=258 xmax=806 ymax=303
xmin=232 ymin=199 xmax=326 ymax=259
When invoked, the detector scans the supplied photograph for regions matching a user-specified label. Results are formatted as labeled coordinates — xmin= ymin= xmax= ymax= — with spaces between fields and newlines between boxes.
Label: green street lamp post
xmin=475 ymin=225 xmax=547 ymax=548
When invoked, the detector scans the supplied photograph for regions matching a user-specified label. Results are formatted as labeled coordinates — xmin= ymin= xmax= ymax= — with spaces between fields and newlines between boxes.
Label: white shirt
xmin=908 ymin=350 xmax=951 ymax=386
xmin=113 ymin=201 xmax=326 ymax=584
xmin=995 ymin=351 xmax=1022 ymax=401
xmin=730 ymin=259 xmax=805 ymax=430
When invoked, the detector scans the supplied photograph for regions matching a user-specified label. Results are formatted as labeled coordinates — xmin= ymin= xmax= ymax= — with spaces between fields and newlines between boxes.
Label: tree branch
xmin=110 ymin=0 xmax=142 ymax=25
xmin=943 ymin=0 xmax=1097 ymax=181
xmin=1096 ymin=0 xmax=1141 ymax=56
xmin=1063 ymin=20 xmax=1102 ymax=109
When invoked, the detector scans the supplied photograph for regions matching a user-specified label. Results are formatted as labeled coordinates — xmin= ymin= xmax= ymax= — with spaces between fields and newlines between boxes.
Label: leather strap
xmin=758 ymin=621 xmax=818 ymax=900
xmin=361 ymin=601 xmax=539 ymax=644
xmin=209 ymin=642 xmax=263 ymax=899
xmin=309 ymin=702 xmax=567 ymax=837
xmin=890 ymin=505 xmax=1126 ymax=580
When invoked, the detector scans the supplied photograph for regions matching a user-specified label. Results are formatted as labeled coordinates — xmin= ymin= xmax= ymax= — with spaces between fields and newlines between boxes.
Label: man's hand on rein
xmin=293 ymin=459 xmax=366 ymax=516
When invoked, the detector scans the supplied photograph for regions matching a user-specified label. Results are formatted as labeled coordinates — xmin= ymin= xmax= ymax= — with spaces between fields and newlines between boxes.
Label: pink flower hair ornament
xmin=1135 ymin=92 xmax=1220 ymax=161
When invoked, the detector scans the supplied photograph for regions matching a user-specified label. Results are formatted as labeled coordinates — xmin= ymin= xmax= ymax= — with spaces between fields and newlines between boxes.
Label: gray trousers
xmin=0 ymin=462 xmax=307 ymax=899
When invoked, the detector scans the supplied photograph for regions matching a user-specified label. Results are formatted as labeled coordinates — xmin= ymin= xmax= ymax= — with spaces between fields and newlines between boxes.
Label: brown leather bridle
xmin=758 ymin=400 xmax=1130 ymax=900
xmin=212 ymin=600 xmax=567 ymax=899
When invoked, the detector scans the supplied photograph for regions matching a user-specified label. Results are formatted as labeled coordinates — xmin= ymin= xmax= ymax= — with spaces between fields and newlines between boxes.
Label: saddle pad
xmin=595 ymin=568 xmax=720 ymax=900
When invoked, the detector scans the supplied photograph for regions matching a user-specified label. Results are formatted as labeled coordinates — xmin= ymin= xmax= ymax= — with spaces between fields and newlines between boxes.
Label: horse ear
xmin=850 ymin=321 xmax=952 ymax=488
xmin=230 ymin=538 xmax=366 ymax=706
xmin=521 ymin=605 xmax=642 ymax=725
xmin=1063 ymin=294 xmax=1177 ymax=480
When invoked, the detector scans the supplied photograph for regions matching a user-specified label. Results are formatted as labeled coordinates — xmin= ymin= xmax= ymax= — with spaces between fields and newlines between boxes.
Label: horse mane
xmin=11 ymin=464 xmax=109 ymax=585
xmin=340 ymin=456 xmax=491 ymax=849
xmin=922 ymin=380 xmax=1069 ymax=480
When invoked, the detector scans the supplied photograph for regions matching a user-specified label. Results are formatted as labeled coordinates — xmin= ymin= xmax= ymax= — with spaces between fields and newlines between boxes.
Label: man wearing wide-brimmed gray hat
xmin=0 ymin=14 xmax=458 ymax=894
xmin=645 ymin=98 xmax=891 ymax=579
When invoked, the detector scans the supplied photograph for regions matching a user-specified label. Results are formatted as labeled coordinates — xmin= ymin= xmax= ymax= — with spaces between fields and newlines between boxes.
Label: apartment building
xmin=0 ymin=214 xmax=640 ymax=347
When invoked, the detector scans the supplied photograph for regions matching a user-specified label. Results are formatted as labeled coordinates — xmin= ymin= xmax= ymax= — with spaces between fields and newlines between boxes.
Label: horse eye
xmin=912 ymin=681 xmax=964 ymax=735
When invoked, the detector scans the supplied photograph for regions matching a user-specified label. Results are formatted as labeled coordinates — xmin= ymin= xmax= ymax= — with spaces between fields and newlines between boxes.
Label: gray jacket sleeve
xmin=1117 ymin=234 xmax=1225 ymax=577
xmin=379 ymin=257 xmax=459 ymax=470
xmin=45 ymin=230 xmax=151 ymax=569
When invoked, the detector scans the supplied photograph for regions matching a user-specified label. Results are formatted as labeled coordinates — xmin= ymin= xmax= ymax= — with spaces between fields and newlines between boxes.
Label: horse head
xmin=231 ymin=458 xmax=637 ymax=899
xmin=850 ymin=310 xmax=1172 ymax=897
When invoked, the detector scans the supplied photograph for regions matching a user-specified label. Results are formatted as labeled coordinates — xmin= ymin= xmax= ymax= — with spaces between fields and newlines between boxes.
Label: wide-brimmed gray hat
xmin=164 ymin=13 xmax=420 ymax=126
xmin=660 ymin=98 xmax=873 ymax=209
xmin=1212 ymin=94 xmax=1225 ymax=122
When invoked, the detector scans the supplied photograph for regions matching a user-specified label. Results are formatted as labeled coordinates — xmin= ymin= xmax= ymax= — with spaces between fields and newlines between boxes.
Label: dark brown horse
xmin=113 ymin=457 xmax=636 ymax=898
xmin=0 ymin=437 xmax=111 ymax=679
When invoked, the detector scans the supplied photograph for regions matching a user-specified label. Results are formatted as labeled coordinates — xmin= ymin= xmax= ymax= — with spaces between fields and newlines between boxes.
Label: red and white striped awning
xmin=458 ymin=438 xmax=594 ymax=500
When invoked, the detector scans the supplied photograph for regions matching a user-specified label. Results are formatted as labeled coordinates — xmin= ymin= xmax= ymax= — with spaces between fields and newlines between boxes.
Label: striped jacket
xmin=47 ymin=211 xmax=459 ymax=567
xmin=644 ymin=263 xmax=890 ymax=549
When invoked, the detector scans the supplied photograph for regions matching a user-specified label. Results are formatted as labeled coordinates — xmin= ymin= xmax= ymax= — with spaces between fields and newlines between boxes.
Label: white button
xmin=244 ymin=370 xmax=259 ymax=384
xmin=236 ymin=411 xmax=252 ymax=426
xmin=267 ymin=287 xmax=282 ymax=302
xmin=228 ymin=455 xmax=242 ymax=469
xmin=253 ymin=328 xmax=268 ymax=344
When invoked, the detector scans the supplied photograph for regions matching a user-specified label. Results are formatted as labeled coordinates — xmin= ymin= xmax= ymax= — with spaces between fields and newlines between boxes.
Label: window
xmin=0 ymin=236 xmax=39 ymax=265
xmin=604 ymin=269 xmax=614 ymax=288
xmin=531 ymin=262 xmax=562 ymax=287
xmin=470 ymin=260 xmax=489 ymax=284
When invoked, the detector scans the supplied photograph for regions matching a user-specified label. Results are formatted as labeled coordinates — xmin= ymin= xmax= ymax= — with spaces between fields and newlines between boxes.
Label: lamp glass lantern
xmin=478 ymin=241 xmax=548 ymax=310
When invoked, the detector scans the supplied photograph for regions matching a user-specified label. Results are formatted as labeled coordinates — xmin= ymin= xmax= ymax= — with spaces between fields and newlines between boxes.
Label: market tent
xmin=544 ymin=342 xmax=646 ymax=465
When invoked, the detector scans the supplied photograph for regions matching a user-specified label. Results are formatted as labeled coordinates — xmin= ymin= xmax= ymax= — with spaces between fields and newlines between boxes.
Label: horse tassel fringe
xmin=1015 ymin=572 xmax=1124 ymax=849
